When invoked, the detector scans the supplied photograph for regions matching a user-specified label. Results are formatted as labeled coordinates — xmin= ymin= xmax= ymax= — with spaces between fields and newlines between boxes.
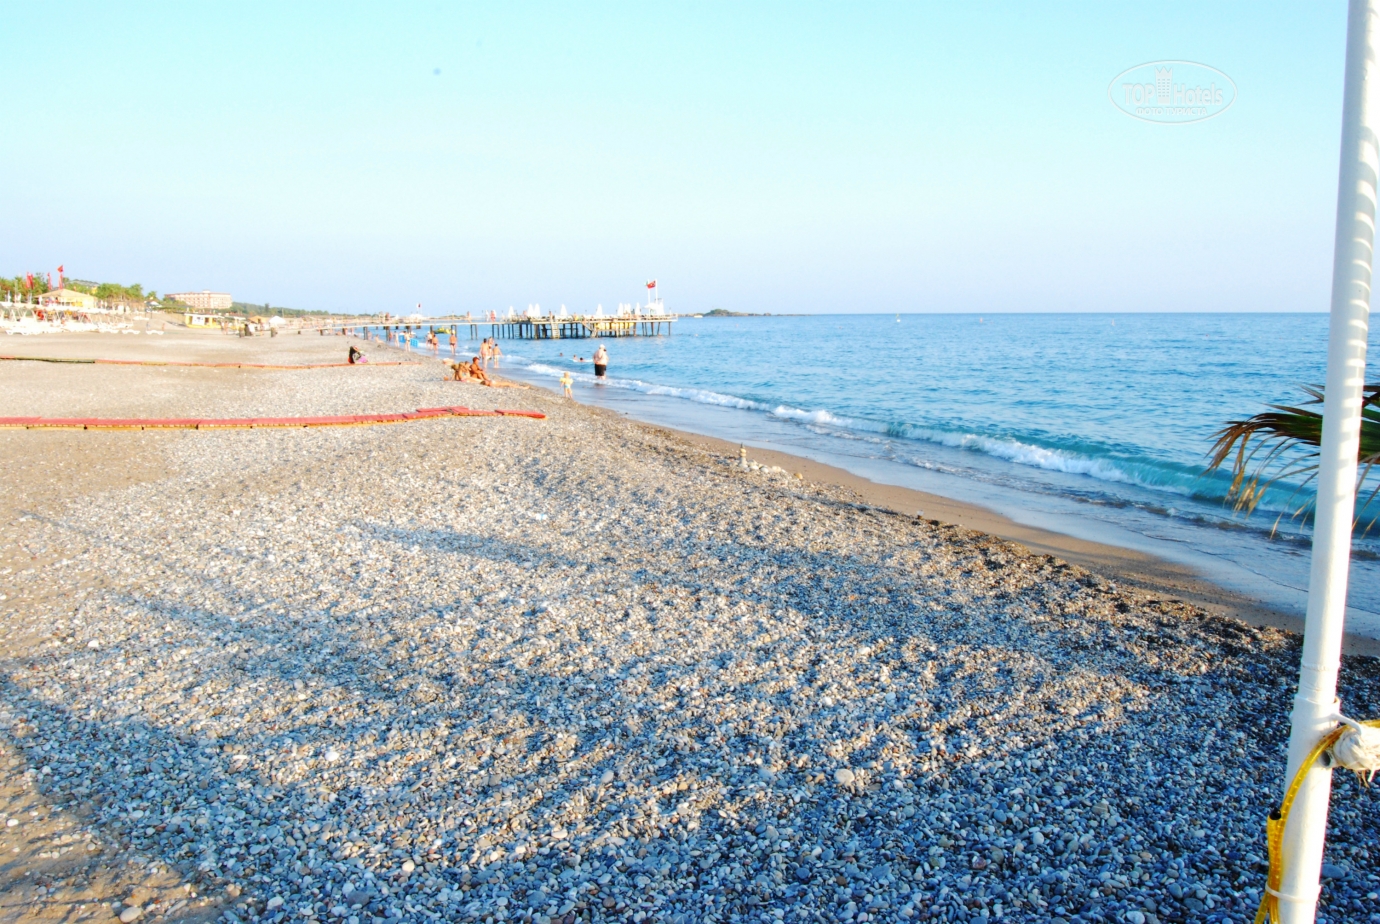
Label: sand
xmin=1 ymin=328 xmax=1377 ymax=924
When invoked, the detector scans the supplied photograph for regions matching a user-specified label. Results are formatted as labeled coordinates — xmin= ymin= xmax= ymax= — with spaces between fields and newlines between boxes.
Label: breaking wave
xmin=515 ymin=359 xmax=1286 ymax=508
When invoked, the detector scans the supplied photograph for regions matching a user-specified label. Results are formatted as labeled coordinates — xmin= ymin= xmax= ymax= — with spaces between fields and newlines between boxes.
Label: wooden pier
xmin=488 ymin=316 xmax=674 ymax=340
xmin=327 ymin=315 xmax=677 ymax=341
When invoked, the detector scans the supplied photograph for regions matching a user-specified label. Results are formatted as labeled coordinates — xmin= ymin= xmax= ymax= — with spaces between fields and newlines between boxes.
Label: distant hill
xmin=703 ymin=308 xmax=774 ymax=317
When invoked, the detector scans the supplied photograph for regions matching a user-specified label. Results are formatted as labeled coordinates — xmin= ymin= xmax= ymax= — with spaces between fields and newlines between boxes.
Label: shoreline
xmin=659 ymin=427 xmax=1380 ymax=655
xmin=495 ymin=369 xmax=1379 ymax=657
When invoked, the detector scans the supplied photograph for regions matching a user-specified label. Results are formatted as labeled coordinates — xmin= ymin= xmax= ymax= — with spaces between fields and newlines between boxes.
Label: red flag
xmin=646 ymin=280 xmax=656 ymax=289
xmin=57 ymin=265 xmax=63 ymax=273
xmin=25 ymin=273 xmax=33 ymax=289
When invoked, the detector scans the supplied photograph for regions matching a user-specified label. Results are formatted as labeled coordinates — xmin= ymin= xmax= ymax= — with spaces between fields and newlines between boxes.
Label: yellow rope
xmin=1255 ymin=719 xmax=1380 ymax=924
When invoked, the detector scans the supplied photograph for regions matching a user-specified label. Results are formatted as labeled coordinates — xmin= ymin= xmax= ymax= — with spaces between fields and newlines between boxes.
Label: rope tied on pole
xmin=1256 ymin=715 xmax=1380 ymax=924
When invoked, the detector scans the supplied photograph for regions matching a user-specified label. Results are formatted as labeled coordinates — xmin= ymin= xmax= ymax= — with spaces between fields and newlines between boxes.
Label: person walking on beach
xmin=449 ymin=330 xmax=457 ymax=355
xmin=593 ymin=344 xmax=608 ymax=379
xmin=560 ymin=370 xmax=574 ymax=399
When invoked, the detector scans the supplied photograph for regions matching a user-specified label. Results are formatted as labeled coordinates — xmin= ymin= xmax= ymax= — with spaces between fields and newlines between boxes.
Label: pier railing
xmin=317 ymin=315 xmax=678 ymax=341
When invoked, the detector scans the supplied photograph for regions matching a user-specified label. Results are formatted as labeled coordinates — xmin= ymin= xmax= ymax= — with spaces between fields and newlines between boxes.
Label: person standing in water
xmin=560 ymin=370 xmax=574 ymax=398
xmin=593 ymin=343 xmax=608 ymax=379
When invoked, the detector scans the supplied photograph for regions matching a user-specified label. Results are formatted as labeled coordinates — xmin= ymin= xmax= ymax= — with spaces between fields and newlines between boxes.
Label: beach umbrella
xmin=1273 ymin=2 xmax=1380 ymax=921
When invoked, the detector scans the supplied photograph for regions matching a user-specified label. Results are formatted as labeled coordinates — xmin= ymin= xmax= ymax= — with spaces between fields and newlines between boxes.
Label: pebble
xmin=118 ymin=906 xmax=143 ymax=923
xmin=1 ymin=346 xmax=1378 ymax=924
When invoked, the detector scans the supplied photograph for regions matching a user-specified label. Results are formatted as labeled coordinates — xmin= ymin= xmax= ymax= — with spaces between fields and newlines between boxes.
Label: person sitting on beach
xmin=467 ymin=356 xmax=525 ymax=388
xmin=348 ymin=345 xmax=366 ymax=364
xmin=468 ymin=356 xmax=493 ymax=385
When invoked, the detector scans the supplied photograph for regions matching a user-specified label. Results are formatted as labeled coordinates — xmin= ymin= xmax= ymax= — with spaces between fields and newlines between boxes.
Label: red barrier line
xmin=0 ymin=406 xmax=545 ymax=430
xmin=0 ymin=356 xmax=419 ymax=369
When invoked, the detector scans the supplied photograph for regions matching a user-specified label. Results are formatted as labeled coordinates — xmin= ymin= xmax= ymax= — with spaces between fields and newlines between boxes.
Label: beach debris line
xmin=0 ymin=406 xmax=545 ymax=431
xmin=0 ymin=354 xmax=419 ymax=369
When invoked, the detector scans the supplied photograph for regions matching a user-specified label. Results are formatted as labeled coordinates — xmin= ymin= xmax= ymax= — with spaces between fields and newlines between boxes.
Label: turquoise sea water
xmin=407 ymin=313 xmax=1380 ymax=634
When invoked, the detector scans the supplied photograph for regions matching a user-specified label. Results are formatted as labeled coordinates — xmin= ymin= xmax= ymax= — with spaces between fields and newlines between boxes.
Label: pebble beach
xmin=2 ymin=332 xmax=1379 ymax=924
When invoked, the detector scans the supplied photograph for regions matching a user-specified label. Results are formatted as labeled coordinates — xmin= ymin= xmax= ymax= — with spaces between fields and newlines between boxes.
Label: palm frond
xmin=1206 ymin=383 xmax=1380 ymax=532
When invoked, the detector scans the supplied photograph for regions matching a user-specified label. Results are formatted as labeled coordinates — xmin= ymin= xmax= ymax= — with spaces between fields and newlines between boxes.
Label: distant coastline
xmin=701 ymin=308 xmax=800 ymax=317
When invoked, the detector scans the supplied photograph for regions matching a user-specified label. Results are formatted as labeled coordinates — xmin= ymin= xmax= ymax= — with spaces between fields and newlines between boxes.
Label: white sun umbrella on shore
xmin=1272 ymin=2 xmax=1380 ymax=922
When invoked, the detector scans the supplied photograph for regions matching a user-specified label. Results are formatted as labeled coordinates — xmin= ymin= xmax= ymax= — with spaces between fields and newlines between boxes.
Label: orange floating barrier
xmin=195 ymin=419 xmax=255 ymax=429
xmin=0 ymin=406 xmax=544 ymax=431
xmin=0 ymin=355 xmax=418 ymax=370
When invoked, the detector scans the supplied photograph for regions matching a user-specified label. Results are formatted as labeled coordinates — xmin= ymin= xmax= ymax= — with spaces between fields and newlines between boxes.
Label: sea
xmin=386 ymin=313 xmax=1380 ymax=637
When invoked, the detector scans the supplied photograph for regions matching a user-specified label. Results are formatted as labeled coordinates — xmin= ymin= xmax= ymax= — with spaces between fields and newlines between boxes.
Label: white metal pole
xmin=1279 ymin=1 xmax=1380 ymax=920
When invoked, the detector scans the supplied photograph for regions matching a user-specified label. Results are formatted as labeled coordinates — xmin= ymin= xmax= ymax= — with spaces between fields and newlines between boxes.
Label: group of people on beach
xmin=479 ymin=338 xmax=502 ymax=367
xmin=447 ymin=355 xmax=523 ymax=388
xmin=421 ymin=329 xmax=461 ymax=355
xmin=349 ymin=328 xmax=606 ymax=399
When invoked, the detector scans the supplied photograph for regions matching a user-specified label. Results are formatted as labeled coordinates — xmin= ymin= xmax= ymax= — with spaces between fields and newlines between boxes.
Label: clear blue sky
xmin=1 ymin=2 xmax=1349 ymax=315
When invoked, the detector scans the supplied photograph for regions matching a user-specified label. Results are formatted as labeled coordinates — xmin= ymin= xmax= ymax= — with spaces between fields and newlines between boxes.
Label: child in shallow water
xmin=560 ymin=371 xmax=573 ymax=398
